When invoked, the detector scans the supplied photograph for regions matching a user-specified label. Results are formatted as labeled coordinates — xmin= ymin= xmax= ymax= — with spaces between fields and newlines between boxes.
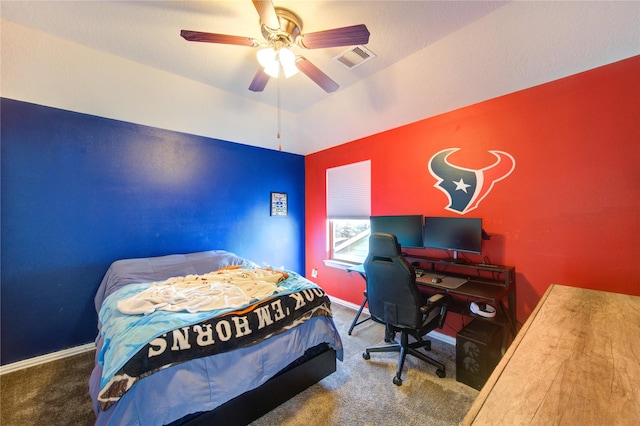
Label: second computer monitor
xmin=423 ymin=216 xmax=482 ymax=257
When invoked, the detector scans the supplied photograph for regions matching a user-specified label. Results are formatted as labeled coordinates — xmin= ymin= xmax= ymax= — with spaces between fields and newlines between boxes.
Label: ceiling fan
xmin=180 ymin=0 xmax=370 ymax=93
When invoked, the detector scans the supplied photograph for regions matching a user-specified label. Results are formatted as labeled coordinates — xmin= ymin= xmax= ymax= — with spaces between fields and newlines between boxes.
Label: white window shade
xmin=326 ymin=160 xmax=371 ymax=219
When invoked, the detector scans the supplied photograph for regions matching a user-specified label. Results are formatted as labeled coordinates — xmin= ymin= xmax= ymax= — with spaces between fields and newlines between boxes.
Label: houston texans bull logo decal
xmin=428 ymin=148 xmax=515 ymax=214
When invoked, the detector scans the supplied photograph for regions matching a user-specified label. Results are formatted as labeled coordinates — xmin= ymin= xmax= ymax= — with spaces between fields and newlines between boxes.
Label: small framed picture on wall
xmin=270 ymin=192 xmax=288 ymax=216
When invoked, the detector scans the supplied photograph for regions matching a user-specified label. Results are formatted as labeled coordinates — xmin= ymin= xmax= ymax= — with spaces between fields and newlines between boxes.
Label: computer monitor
xmin=369 ymin=215 xmax=424 ymax=248
xmin=423 ymin=217 xmax=482 ymax=260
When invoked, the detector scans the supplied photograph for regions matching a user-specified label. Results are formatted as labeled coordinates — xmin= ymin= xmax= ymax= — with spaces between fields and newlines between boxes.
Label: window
xmin=326 ymin=161 xmax=371 ymax=265
xmin=330 ymin=219 xmax=370 ymax=263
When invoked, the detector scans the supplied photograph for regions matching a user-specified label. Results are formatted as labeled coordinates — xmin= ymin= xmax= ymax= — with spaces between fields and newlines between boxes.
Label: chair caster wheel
xmin=362 ymin=352 xmax=370 ymax=360
xmin=393 ymin=376 xmax=403 ymax=386
xmin=436 ymin=369 xmax=446 ymax=378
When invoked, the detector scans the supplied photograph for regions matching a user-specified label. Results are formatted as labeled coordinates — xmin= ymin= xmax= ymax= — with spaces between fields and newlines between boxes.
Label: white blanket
xmin=117 ymin=268 xmax=287 ymax=315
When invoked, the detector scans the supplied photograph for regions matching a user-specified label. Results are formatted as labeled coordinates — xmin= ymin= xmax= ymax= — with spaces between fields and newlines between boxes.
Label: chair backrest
xmin=364 ymin=232 xmax=423 ymax=329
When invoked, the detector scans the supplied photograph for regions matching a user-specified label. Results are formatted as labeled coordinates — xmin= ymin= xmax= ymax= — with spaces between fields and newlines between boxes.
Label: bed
xmin=89 ymin=250 xmax=343 ymax=426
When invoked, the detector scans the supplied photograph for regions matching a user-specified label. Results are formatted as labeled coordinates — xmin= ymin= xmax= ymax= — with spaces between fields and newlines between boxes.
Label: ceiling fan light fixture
xmin=257 ymin=46 xmax=298 ymax=79
xmin=279 ymin=47 xmax=298 ymax=78
xmin=257 ymin=47 xmax=276 ymax=68
xmin=257 ymin=47 xmax=280 ymax=78
xmin=263 ymin=62 xmax=280 ymax=78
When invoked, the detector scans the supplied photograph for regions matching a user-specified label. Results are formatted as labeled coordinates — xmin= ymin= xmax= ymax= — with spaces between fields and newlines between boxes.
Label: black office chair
xmin=362 ymin=232 xmax=451 ymax=386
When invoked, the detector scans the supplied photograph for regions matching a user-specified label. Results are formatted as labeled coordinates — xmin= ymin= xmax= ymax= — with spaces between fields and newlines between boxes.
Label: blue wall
xmin=0 ymin=98 xmax=306 ymax=365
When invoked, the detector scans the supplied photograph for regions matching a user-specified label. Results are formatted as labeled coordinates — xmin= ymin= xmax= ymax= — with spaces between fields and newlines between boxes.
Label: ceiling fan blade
xmin=298 ymin=24 xmax=370 ymax=49
xmin=252 ymin=0 xmax=280 ymax=31
xmin=249 ymin=68 xmax=270 ymax=92
xmin=296 ymin=57 xmax=339 ymax=93
xmin=180 ymin=30 xmax=257 ymax=47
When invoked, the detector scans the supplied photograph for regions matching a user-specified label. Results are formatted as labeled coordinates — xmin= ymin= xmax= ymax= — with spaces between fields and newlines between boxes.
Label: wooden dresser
xmin=461 ymin=284 xmax=640 ymax=425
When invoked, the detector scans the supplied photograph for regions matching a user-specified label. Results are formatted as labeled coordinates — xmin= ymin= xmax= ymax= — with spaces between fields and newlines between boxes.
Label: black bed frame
xmin=171 ymin=344 xmax=337 ymax=426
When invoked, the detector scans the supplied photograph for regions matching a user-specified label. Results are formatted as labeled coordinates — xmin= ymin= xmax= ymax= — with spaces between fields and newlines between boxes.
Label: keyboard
xmin=415 ymin=270 xmax=468 ymax=289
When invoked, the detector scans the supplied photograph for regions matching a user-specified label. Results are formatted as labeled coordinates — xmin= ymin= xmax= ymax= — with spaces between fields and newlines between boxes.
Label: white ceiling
xmin=2 ymin=1 xmax=639 ymax=155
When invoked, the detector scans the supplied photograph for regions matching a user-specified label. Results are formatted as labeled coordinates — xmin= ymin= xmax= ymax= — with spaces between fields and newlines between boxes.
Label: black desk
xmin=346 ymin=259 xmax=517 ymax=343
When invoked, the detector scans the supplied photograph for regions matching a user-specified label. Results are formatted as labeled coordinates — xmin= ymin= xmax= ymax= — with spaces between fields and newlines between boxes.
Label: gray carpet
xmin=250 ymin=303 xmax=479 ymax=425
xmin=0 ymin=349 xmax=95 ymax=425
xmin=0 ymin=303 xmax=478 ymax=425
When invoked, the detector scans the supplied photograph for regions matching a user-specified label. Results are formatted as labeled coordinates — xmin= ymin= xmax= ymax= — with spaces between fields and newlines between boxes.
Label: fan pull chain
xmin=277 ymin=75 xmax=282 ymax=151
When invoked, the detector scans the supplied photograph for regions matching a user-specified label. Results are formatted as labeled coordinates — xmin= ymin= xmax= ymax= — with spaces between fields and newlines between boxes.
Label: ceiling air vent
xmin=333 ymin=45 xmax=376 ymax=70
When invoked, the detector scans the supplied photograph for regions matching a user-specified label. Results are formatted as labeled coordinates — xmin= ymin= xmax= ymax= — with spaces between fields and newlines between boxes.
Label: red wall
xmin=305 ymin=56 xmax=640 ymax=327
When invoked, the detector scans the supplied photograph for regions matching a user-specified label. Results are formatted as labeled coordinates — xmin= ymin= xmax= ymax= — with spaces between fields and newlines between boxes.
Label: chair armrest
xmin=427 ymin=293 xmax=451 ymax=306
xmin=420 ymin=293 xmax=452 ymax=329
xmin=420 ymin=293 xmax=451 ymax=314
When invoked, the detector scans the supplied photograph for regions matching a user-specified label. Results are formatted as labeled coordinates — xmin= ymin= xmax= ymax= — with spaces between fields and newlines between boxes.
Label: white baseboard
xmin=428 ymin=329 xmax=457 ymax=346
xmin=0 ymin=342 xmax=95 ymax=376
xmin=328 ymin=295 xmax=365 ymax=312
xmin=329 ymin=295 xmax=456 ymax=346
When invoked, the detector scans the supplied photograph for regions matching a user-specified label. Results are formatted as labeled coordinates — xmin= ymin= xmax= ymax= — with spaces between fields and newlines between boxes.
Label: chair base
xmin=362 ymin=332 xmax=446 ymax=385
